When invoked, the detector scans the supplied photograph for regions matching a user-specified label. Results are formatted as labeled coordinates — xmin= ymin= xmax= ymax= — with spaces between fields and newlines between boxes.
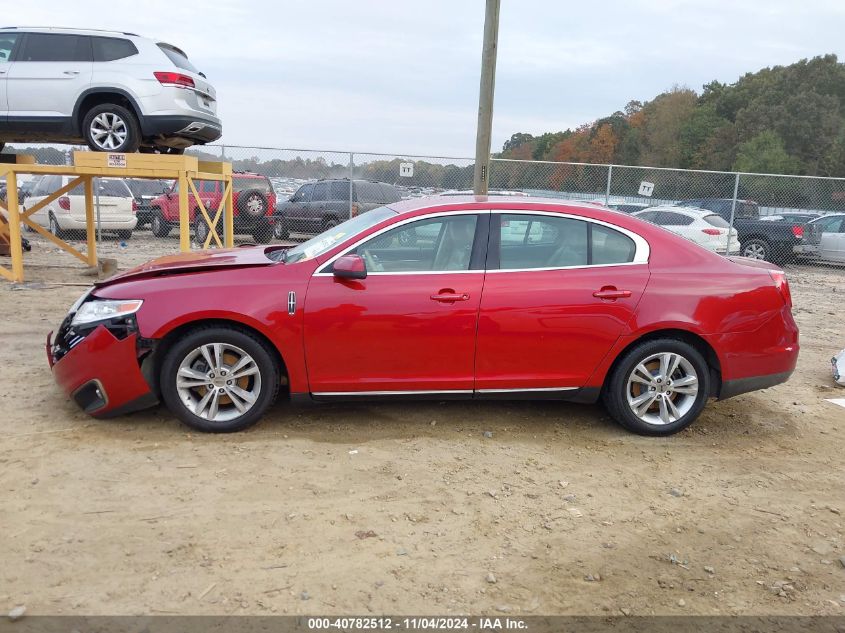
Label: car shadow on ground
xmin=68 ymin=391 xmax=796 ymax=447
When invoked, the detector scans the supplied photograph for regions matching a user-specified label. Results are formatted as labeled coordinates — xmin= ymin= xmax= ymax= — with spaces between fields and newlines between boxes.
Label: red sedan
xmin=47 ymin=196 xmax=799 ymax=436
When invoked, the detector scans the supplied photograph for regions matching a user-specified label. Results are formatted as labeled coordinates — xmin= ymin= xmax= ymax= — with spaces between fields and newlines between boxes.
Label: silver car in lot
xmin=0 ymin=27 xmax=221 ymax=153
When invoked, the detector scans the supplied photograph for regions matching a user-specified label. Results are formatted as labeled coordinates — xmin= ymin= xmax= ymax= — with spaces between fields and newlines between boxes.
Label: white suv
xmin=0 ymin=27 xmax=222 ymax=153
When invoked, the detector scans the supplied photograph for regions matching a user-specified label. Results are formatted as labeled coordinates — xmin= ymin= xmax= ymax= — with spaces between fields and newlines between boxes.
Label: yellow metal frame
xmin=0 ymin=151 xmax=233 ymax=282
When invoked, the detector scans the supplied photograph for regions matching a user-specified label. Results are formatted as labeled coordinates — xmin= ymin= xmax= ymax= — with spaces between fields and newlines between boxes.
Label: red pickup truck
xmin=149 ymin=172 xmax=276 ymax=243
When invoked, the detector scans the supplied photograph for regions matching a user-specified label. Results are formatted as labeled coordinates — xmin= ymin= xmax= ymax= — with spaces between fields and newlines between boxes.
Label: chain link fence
xmin=4 ymin=144 xmax=845 ymax=273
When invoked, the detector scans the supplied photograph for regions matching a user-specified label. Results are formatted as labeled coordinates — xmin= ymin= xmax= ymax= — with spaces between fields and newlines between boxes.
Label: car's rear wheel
xmin=160 ymin=326 xmax=280 ymax=433
xmin=82 ymin=103 xmax=141 ymax=153
xmin=741 ymin=238 xmax=770 ymax=261
xmin=602 ymin=338 xmax=710 ymax=436
xmin=323 ymin=216 xmax=339 ymax=231
xmin=48 ymin=212 xmax=65 ymax=239
xmin=273 ymin=219 xmax=289 ymax=240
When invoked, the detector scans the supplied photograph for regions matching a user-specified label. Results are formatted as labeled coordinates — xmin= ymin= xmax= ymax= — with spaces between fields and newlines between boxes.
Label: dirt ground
xmin=1 ymin=232 xmax=845 ymax=617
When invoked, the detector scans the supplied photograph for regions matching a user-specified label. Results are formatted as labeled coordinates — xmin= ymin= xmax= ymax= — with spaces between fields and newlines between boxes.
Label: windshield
xmin=282 ymin=206 xmax=396 ymax=264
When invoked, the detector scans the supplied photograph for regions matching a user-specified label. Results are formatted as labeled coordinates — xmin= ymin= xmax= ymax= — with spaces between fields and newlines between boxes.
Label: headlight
xmin=71 ymin=299 xmax=143 ymax=326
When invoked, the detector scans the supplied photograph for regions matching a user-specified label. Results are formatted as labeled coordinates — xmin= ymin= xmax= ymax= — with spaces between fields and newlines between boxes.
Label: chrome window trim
xmin=314 ymin=210 xmax=488 ymax=276
xmin=494 ymin=209 xmax=650 ymax=268
xmin=313 ymin=207 xmax=650 ymax=277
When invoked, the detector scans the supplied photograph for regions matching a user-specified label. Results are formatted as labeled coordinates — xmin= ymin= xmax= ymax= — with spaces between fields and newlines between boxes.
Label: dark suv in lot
xmin=274 ymin=179 xmax=401 ymax=238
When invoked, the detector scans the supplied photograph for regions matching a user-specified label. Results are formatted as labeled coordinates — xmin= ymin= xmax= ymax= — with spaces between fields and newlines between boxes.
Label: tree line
xmin=499 ymin=54 xmax=845 ymax=178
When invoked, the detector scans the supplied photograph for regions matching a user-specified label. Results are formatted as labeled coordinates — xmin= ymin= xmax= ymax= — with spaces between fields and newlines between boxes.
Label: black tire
xmin=150 ymin=209 xmax=171 ymax=238
xmin=273 ymin=218 xmax=289 ymax=240
xmin=116 ymin=230 xmax=132 ymax=240
xmin=82 ymin=103 xmax=141 ymax=153
xmin=195 ymin=216 xmax=214 ymax=246
xmin=602 ymin=338 xmax=710 ymax=436
xmin=48 ymin=212 xmax=65 ymax=239
xmin=740 ymin=238 xmax=771 ymax=262
xmin=251 ymin=223 xmax=272 ymax=244
xmin=160 ymin=326 xmax=280 ymax=433
xmin=237 ymin=190 xmax=269 ymax=218
xmin=322 ymin=216 xmax=339 ymax=231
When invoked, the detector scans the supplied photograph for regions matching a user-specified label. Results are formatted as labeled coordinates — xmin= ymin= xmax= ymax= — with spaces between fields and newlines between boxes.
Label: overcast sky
xmin=6 ymin=1 xmax=845 ymax=156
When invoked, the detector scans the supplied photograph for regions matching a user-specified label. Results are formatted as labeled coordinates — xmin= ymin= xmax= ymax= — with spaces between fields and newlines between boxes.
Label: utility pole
xmin=473 ymin=0 xmax=501 ymax=195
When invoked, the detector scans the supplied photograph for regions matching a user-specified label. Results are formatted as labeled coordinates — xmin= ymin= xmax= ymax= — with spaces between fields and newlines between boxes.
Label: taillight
xmin=132 ymin=199 xmax=138 ymax=212
xmin=154 ymin=71 xmax=195 ymax=89
xmin=791 ymin=225 xmax=804 ymax=239
xmin=58 ymin=196 xmax=70 ymax=210
xmin=701 ymin=228 xmax=721 ymax=235
xmin=769 ymin=270 xmax=792 ymax=307
xmin=351 ymin=203 xmax=360 ymax=217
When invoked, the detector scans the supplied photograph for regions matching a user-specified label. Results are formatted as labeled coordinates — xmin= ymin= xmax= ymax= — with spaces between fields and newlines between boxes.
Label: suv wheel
xmin=237 ymin=190 xmax=269 ymax=218
xmin=150 ymin=209 xmax=171 ymax=238
xmin=323 ymin=217 xmax=339 ymax=231
xmin=82 ymin=104 xmax=141 ymax=153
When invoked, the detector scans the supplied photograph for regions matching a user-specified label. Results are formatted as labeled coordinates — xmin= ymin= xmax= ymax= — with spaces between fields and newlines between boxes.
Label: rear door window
xmin=498 ymin=214 xmax=588 ymax=269
xmin=92 ymin=37 xmax=138 ymax=62
xmin=330 ymin=181 xmax=352 ymax=201
xmin=312 ymin=183 xmax=329 ymax=202
xmin=356 ymin=181 xmax=381 ymax=203
xmin=19 ymin=33 xmax=92 ymax=62
xmin=658 ymin=212 xmax=694 ymax=226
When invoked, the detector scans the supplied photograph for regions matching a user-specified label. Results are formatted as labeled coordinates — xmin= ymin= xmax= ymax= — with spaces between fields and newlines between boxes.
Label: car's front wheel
xmin=160 ymin=326 xmax=280 ymax=433
xmin=82 ymin=103 xmax=141 ymax=153
xmin=150 ymin=210 xmax=171 ymax=238
xmin=602 ymin=338 xmax=710 ymax=436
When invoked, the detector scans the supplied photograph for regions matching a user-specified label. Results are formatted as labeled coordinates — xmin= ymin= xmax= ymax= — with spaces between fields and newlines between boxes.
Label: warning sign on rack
xmin=107 ymin=153 xmax=127 ymax=168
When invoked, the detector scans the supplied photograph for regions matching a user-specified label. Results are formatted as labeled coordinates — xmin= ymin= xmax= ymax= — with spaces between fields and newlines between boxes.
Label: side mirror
xmin=333 ymin=254 xmax=367 ymax=280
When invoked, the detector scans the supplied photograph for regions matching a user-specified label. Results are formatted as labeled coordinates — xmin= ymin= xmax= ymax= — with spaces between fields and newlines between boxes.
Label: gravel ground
xmin=1 ymin=232 xmax=844 ymax=616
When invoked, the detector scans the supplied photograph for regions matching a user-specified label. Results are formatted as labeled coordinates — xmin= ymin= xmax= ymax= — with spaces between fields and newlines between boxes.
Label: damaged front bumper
xmin=47 ymin=322 xmax=158 ymax=418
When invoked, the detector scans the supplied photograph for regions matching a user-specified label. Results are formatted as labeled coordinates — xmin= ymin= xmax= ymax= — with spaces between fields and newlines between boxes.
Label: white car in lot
xmin=801 ymin=213 xmax=845 ymax=263
xmin=24 ymin=175 xmax=137 ymax=238
xmin=0 ymin=27 xmax=221 ymax=153
xmin=633 ymin=206 xmax=740 ymax=255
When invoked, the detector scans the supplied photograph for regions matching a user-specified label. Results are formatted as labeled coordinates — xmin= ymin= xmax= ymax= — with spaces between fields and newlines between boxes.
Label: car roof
xmin=386 ymin=195 xmax=633 ymax=218
xmin=0 ymin=26 xmax=141 ymax=37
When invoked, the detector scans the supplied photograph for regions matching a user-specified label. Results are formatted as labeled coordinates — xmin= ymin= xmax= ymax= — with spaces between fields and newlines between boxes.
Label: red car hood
xmin=95 ymin=246 xmax=281 ymax=287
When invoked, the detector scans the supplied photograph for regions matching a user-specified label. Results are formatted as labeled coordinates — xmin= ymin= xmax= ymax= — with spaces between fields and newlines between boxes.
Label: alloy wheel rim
xmin=744 ymin=243 xmax=765 ymax=259
xmin=625 ymin=352 xmax=699 ymax=425
xmin=247 ymin=196 xmax=263 ymax=214
xmin=176 ymin=343 xmax=261 ymax=422
xmin=90 ymin=112 xmax=128 ymax=150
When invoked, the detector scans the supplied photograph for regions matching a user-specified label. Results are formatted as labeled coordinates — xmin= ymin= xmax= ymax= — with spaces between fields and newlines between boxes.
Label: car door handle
xmin=431 ymin=291 xmax=470 ymax=303
xmin=593 ymin=286 xmax=632 ymax=300
xmin=63 ymin=70 xmax=80 ymax=75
